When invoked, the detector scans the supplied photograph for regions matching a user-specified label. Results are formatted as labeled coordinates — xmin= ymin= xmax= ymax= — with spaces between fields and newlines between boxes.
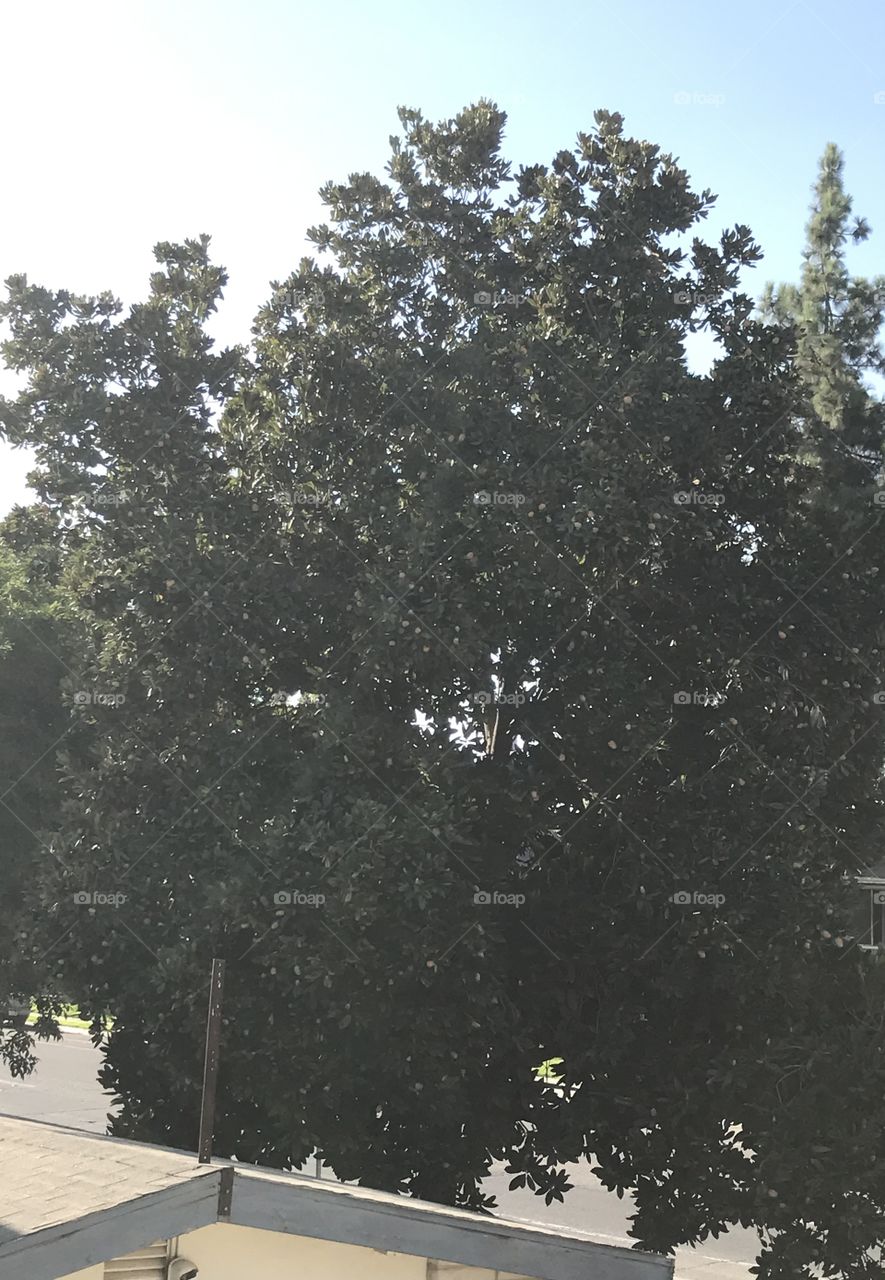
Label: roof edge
xmin=229 ymin=1169 xmax=673 ymax=1280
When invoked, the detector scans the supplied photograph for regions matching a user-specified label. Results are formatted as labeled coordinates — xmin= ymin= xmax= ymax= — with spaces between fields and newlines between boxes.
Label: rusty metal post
xmin=197 ymin=958 xmax=225 ymax=1163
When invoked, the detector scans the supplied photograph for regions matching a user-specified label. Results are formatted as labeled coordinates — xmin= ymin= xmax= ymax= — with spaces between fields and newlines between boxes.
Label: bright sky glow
xmin=2 ymin=0 xmax=884 ymax=511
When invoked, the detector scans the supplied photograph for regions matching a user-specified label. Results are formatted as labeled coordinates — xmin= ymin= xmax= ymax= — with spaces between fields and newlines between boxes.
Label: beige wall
xmin=58 ymin=1223 xmax=539 ymax=1280
xmin=428 ymin=1264 xmax=537 ymax=1280
xmin=178 ymin=1223 xmax=428 ymax=1279
xmin=429 ymin=1267 xmax=536 ymax=1280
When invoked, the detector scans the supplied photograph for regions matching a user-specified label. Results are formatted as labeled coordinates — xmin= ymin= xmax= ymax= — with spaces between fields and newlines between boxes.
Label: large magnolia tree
xmin=2 ymin=105 xmax=885 ymax=1279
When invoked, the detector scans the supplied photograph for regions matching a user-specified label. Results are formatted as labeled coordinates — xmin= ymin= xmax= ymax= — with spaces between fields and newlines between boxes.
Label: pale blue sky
xmin=1 ymin=0 xmax=884 ymax=508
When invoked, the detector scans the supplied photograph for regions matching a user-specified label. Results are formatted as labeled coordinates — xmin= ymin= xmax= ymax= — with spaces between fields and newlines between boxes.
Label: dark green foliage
xmin=0 ymin=505 xmax=71 ymax=1072
xmin=2 ymin=109 xmax=885 ymax=1279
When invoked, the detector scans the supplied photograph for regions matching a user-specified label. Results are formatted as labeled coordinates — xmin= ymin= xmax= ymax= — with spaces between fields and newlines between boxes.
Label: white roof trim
xmin=231 ymin=1166 xmax=671 ymax=1280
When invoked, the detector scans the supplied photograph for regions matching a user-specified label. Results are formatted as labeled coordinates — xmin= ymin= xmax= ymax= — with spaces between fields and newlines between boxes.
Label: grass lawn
xmin=26 ymin=1004 xmax=110 ymax=1031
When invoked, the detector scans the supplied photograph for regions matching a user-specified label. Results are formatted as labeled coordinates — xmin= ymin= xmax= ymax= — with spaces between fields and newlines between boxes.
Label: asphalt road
xmin=0 ymin=1029 xmax=116 ymax=1130
xmin=1 ymin=1033 xmax=757 ymax=1279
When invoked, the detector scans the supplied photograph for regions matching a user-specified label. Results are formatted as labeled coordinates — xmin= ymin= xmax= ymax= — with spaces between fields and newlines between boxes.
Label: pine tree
xmin=761 ymin=143 xmax=885 ymax=452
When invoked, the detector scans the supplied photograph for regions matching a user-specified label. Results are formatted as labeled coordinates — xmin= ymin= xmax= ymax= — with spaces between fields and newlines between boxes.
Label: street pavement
xmin=0 ymin=1028 xmax=115 ymax=1130
xmin=1 ymin=1033 xmax=757 ymax=1279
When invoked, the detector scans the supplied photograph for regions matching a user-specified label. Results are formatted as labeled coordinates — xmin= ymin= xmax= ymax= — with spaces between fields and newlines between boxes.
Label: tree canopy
xmin=2 ymin=106 xmax=885 ymax=1280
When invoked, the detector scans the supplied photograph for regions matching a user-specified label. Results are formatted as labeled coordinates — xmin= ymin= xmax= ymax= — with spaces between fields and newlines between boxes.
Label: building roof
xmin=0 ymin=1113 xmax=673 ymax=1280
xmin=0 ymin=1112 xmax=215 ymax=1241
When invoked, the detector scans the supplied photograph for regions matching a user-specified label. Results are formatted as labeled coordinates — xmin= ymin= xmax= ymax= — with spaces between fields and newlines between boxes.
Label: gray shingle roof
xmin=0 ymin=1114 xmax=214 ymax=1243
